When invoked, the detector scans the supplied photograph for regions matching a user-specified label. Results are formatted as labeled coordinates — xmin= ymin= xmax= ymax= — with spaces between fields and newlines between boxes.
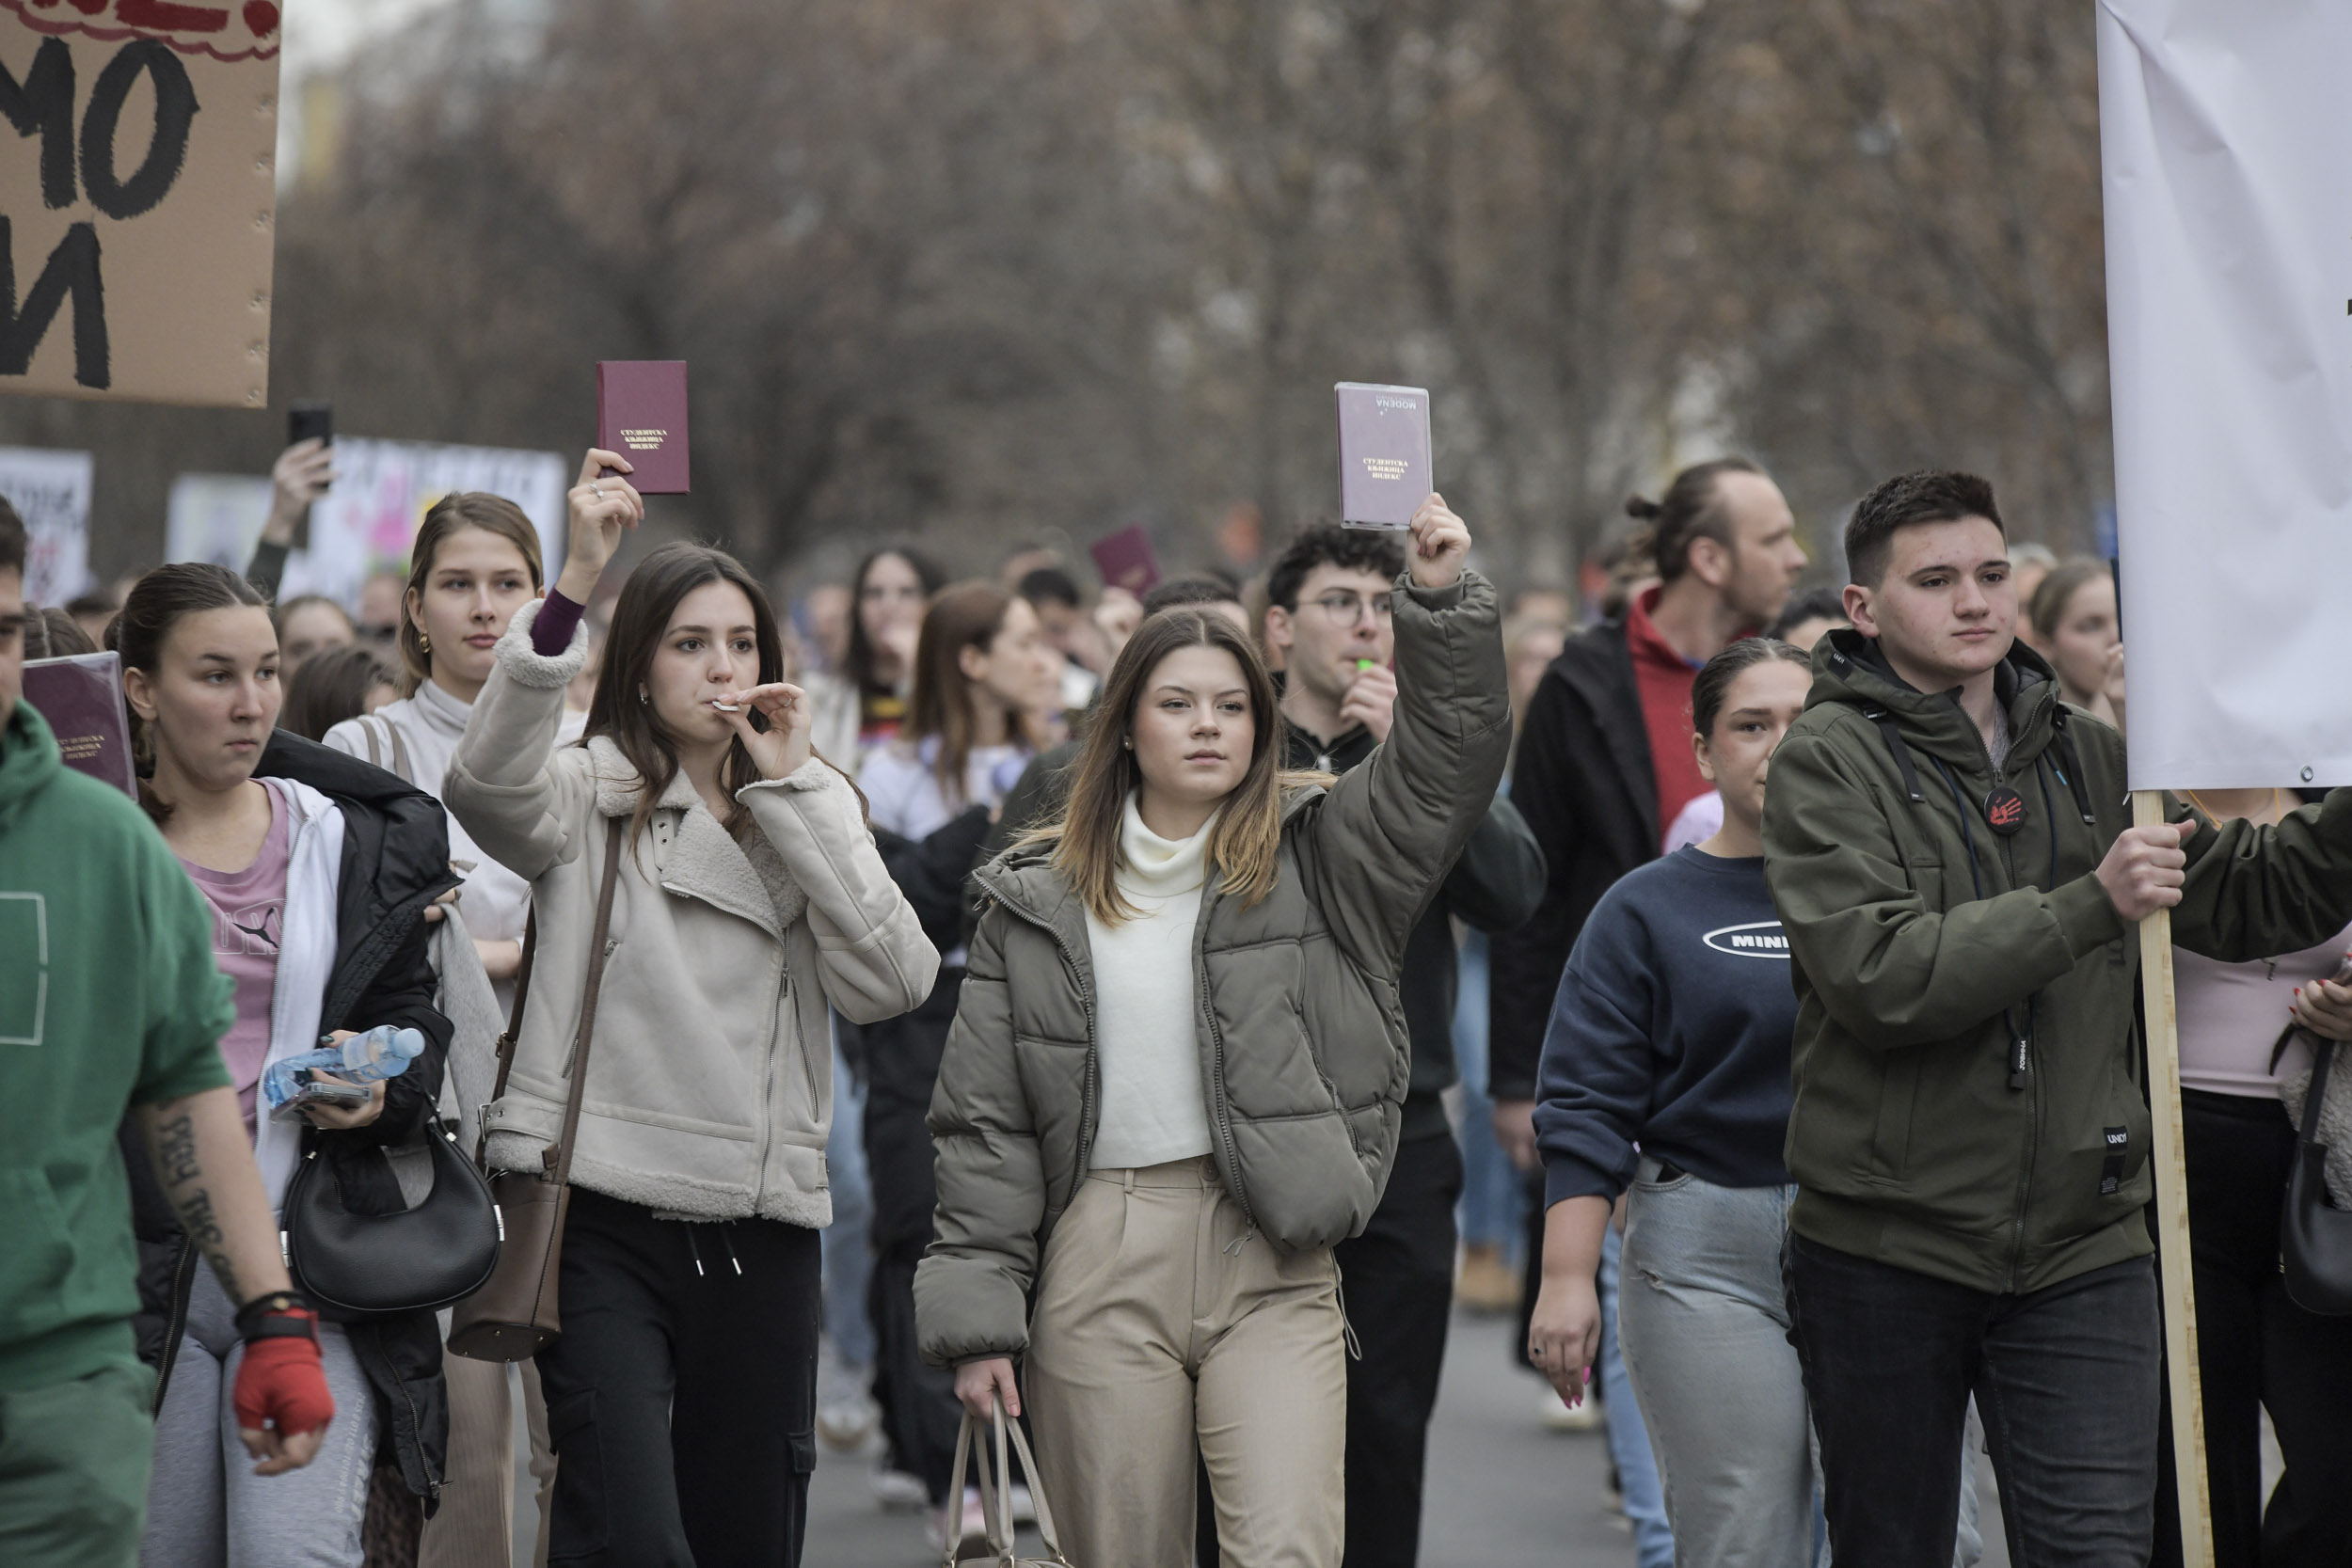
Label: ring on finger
xmin=590 ymin=483 xmax=604 ymax=500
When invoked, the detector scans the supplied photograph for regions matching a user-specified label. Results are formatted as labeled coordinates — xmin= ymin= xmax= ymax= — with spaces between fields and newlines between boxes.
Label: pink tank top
xmin=177 ymin=780 xmax=294 ymax=1135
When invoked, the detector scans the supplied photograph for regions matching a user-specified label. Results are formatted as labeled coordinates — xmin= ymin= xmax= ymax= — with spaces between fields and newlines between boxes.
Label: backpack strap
xmin=1858 ymin=704 xmax=1927 ymax=806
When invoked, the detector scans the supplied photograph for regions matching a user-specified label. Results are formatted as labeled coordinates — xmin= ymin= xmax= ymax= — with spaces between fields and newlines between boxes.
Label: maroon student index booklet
xmin=1335 ymin=382 xmax=1432 ymax=531
xmin=22 ymin=652 xmax=136 ymax=798
xmin=596 ymin=361 xmax=691 ymax=493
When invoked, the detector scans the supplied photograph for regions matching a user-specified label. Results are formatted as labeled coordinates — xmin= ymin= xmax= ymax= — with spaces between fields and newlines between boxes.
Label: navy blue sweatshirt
xmin=1534 ymin=847 xmax=1798 ymax=1207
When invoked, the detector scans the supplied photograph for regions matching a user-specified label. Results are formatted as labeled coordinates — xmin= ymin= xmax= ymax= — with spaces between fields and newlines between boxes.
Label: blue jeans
xmin=820 ymin=1030 xmax=875 ymax=1370
xmin=1600 ymin=1225 xmax=1674 ymax=1568
xmin=1789 ymin=1236 xmax=2158 ymax=1568
xmin=1452 ymin=932 xmax=1525 ymax=1254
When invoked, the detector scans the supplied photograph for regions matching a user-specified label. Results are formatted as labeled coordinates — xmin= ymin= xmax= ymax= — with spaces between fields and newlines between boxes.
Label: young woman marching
xmin=113 ymin=564 xmax=457 ymax=1567
xmin=319 ymin=491 xmax=580 ymax=1567
xmin=1524 ymin=638 xmax=1820 ymax=1567
xmin=443 ymin=451 xmax=935 ymax=1566
xmin=917 ymin=497 xmax=1509 ymax=1568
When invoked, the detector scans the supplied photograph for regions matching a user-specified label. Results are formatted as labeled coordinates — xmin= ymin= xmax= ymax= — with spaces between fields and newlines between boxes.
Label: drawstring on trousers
xmin=684 ymin=1222 xmax=743 ymax=1278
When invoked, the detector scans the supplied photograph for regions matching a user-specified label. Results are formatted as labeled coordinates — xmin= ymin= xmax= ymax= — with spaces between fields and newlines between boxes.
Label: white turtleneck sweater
xmin=1084 ymin=796 xmax=1217 ymax=1170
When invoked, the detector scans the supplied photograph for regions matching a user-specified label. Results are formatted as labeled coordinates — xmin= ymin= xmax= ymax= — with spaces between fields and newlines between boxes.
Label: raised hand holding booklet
xmin=596 ymin=361 xmax=691 ymax=493
xmin=1335 ymin=383 xmax=1432 ymax=531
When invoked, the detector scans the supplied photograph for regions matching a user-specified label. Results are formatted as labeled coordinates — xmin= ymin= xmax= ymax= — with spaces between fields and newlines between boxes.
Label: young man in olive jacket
xmin=1762 ymin=470 xmax=2352 ymax=1567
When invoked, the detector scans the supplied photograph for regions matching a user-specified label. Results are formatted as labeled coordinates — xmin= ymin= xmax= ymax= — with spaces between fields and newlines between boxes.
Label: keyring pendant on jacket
xmin=1984 ymin=785 xmax=2027 ymax=836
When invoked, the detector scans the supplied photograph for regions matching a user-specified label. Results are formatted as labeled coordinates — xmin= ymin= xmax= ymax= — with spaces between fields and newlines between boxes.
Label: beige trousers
xmin=1025 ymin=1157 xmax=1346 ymax=1568
xmin=418 ymin=1355 xmax=556 ymax=1568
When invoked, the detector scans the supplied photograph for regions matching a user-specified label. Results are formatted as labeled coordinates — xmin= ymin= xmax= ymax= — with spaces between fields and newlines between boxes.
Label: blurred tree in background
xmin=1 ymin=0 xmax=2111 ymax=594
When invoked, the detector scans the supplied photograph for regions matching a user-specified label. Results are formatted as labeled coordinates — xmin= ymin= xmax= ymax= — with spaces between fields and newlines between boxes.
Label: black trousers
xmin=1336 ymin=1132 xmax=1463 ymax=1568
xmin=2152 ymin=1090 xmax=2352 ymax=1568
xmin=861 ymin=968 xmax=967 ymax=1506
xmin=534 ymin=1188 xmax=822 ymax=1568
xmin=1788 ymin=1235 xmax=2160 ymax=1568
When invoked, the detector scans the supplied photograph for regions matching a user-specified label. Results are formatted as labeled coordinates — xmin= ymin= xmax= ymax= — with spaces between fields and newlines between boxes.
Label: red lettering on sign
xmin=115 ymin=0 xmax=227 ymax=32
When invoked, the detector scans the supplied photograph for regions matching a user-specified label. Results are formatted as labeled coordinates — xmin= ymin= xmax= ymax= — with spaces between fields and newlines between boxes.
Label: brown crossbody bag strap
xmin=448 ymin=816 xmax=624 ymax=1362
xmin=544 ymin=816 xmax=624 ymax=1181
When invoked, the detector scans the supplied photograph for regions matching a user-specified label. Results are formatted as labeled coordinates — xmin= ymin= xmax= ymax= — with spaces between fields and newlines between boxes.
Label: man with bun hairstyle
xmin=1489 ymin=462 xmax=1806 ymax=1184
xmin=1763 ymin=468 xmax=2352 ymax=1566
xmin=0 ymin=504 xmax=331 ymax=1567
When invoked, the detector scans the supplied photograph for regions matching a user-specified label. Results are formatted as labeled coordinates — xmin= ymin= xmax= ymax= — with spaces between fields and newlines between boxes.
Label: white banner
xmin=0 ymin=446 xmax=92 ymax=605
xmin=167 ymin=439 xmax=567 ymax=610
xmin=2098 ymin=1 xmax=2352 ymax=789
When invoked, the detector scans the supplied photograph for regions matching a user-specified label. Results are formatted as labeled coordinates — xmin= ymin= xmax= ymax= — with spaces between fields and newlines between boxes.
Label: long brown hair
xmin=1029 ymin=608 xmax=1318 ymax=925
xmin=400 ymin=492 xmax=545 ymax=698
xmin=585 ymin=542 xmax=785 ymax=847
xmin=907 ymin=581 xmax=1047 ymax=802
xmin=107 ymin=562 xmax=270 ymax=825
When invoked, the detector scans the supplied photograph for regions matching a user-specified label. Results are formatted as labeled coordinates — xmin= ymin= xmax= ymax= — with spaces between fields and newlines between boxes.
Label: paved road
xmin=513 ymin=1307 xmax=2044 ymax=1564
xmin=798 ymin=1309 xmax=1637 ymax=1566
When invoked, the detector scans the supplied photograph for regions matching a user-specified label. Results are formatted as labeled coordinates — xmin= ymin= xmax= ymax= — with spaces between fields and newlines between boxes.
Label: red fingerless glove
xmin=231 ymin=1300 xmax=335 ymax=1438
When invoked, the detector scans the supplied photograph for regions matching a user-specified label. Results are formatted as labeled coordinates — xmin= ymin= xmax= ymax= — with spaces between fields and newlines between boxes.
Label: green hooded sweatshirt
xmin=1762 ymin=630 xmax=2352 ymax=1295
xmin=0 ymin=701 xmax=231 ymax=1392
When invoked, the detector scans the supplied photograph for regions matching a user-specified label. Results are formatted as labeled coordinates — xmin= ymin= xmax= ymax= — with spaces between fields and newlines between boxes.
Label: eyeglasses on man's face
xmin=1301 ymin=592 xmax=1392 ymax=626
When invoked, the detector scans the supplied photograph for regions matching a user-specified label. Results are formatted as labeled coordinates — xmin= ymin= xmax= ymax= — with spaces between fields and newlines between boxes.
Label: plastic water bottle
xmin=262 ymin=1025 xmax=424 ymax=1113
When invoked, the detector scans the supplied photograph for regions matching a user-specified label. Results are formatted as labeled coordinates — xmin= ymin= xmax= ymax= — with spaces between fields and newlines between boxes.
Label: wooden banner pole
xmin=2134 ymin=788 xmax=2214 ymax=1568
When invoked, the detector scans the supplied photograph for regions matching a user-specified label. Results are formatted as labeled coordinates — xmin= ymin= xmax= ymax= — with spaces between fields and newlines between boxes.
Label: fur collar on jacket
xmin=580 ymin=734 xmax=811 ymax=938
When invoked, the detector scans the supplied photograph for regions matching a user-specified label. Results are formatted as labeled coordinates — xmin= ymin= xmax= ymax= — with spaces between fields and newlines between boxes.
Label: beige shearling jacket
xmin=444 ymin=600 xmax=938 ymax=1227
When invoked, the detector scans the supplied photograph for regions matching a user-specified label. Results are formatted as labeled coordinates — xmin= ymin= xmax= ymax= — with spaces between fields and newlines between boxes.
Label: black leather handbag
xmin=281 ymin=1115 xmax=503 ymax=1316
xmin=2282 ymin=1037 xmax=2352 ymax=1317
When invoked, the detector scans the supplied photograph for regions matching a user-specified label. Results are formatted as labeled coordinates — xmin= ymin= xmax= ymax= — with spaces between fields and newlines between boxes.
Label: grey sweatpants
xmin=138 ymin=1264 xmax=375 ymax=1568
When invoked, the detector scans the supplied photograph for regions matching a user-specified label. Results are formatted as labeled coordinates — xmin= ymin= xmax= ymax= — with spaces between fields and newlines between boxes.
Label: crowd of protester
xmin=3 ymin=434 xmax=2351 ymax=1568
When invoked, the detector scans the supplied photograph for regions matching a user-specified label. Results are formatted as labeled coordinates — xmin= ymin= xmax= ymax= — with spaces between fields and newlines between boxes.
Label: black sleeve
xmin=1441 ymin=793 xmax=1547 ymax=936
xmin=874 ymin=805 xmax=993 ymax=953
xmin=246 ymin=539 xmax=289 ymax=603
xmin=1487 ymin=672 xmax=1584 ymax=1101
xmin=333 ymin=914 xmax=453 ymax=1149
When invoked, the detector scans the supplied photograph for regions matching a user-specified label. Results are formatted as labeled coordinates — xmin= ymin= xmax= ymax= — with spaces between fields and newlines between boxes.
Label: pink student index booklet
xmin=1335 ymin=382 xmax=1432 ymax=531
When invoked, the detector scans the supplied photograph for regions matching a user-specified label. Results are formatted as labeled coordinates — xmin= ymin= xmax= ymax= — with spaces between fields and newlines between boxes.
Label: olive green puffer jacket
xmin=914 ymin=572 xmax=1511 ymax=1368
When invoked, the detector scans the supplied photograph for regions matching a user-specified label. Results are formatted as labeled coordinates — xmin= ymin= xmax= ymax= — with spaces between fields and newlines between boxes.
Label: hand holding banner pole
xmin=2134 ymin=788 xmax=2214 ymax=1568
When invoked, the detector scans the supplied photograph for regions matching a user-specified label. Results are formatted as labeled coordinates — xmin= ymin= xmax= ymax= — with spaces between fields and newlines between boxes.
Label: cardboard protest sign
xmin=2098 ymin=0 xmax=2352 ymax=788
xmin=0 ymin=0 xmax=281 ymax=406
xmin=0 ymin=443 xmax=91 ymax=601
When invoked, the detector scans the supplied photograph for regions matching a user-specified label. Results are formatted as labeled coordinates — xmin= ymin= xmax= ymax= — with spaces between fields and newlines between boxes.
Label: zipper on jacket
xmin=151 ymin=1238 xmax=200 ymax=1415
xmin=1191 ymin=880 xmax=1256 ymax=1235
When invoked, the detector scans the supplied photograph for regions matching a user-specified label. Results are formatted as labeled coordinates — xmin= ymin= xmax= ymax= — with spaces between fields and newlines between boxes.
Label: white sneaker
xmin=1538 ymin=1386 xmax=1603 ymax=1433
xmin=924 ymin=1486 xmax=990 ymax=1552
xmin=816 ymin=1391 xmax=878 ymax=1453
xmin=869 ymin=1464 xmax=930 ymax=1513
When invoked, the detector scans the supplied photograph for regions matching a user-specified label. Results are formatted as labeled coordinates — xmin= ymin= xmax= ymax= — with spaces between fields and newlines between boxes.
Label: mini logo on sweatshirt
xmin=1702 ymin=920 xmax=1790 ymax=958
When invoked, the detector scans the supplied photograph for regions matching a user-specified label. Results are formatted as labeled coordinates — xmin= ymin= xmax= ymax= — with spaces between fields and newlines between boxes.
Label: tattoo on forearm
xmin=150 ymin=1110 xmax=243 ymax=1302
xmin=153 ymin=1114 xmax=201 ymax=1186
